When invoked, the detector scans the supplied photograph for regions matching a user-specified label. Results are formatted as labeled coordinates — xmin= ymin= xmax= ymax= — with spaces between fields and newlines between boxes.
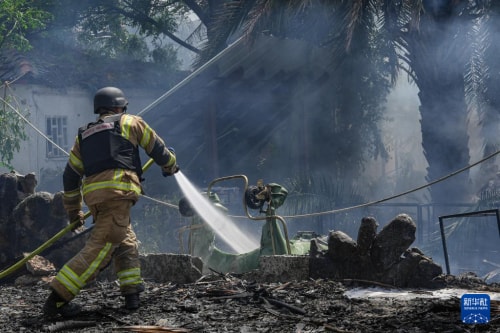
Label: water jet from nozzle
xmin=174 ymin=171 xmax=259 ymax=253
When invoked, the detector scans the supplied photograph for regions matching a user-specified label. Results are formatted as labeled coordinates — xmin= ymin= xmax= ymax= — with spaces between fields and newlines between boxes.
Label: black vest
xmin=78 ymin=114 xmax=142 ymax=178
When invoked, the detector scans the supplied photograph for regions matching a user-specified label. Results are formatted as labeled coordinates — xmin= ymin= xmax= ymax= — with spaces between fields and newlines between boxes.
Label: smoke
xmin=7 ymin=2 xmax=499 ymax=271
xmin=380 ymin=78 xmax=428 ymax=202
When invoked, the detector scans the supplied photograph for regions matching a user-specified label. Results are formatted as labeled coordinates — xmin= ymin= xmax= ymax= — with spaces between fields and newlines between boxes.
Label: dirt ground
xmin=0 ymin=273 xmax=499 ymax=333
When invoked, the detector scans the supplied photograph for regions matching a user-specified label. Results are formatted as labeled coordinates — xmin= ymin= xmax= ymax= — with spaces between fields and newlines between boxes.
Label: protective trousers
xmin=49 ymin=200 xmax=143 ymax=301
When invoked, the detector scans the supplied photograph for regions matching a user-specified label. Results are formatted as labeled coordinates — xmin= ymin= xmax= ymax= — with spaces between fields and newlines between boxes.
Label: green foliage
xmin=0 ymin=0 xmax=52 ymax=51
xmin=0 ymin=89 xmax=29 ymax=169
xmin=55 ymin=0 xmax=183 ymax=64
xmin=0 ymin=1 xmax=50 ymax=167
xmin=151 ymin=44 xmax=180 ymax=69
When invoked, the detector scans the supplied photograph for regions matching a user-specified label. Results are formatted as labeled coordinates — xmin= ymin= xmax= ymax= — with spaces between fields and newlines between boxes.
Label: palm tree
xmin=203 ymin=1 xmax=499 ymax=206
xmin=401 ymin=1 xmax=474 ymax=207
xmin=474 ymin=1 xmax=500 ymax=188
xmin=196 ymin=1 xmax=393 ymax=183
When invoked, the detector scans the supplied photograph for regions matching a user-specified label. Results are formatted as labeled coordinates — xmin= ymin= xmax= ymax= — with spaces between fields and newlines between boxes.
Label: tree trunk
xmin=406 ymin=11 xmax=471 ymax=206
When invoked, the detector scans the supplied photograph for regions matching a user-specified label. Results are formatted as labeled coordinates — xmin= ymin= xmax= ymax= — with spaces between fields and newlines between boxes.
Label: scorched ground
xmin=0 ymin=273 xmax=498 ymax=333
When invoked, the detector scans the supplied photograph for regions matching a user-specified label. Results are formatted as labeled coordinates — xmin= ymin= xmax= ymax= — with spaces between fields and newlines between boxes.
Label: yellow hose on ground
xmin=0 ymin=158 xmax=155 ymax=280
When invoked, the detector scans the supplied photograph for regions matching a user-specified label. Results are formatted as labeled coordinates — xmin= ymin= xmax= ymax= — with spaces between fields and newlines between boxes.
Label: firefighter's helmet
xmin=93 ymin=87 xmax=128 ymax=114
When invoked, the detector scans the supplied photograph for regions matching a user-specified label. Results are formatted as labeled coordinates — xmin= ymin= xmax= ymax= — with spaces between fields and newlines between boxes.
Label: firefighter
xmin=43 ymin=87 xmax=179 ymax=317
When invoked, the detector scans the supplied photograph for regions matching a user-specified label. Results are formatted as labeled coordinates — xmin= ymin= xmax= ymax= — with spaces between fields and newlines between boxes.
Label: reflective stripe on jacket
xmin=62 ymin=112 xmax=174 ymax=209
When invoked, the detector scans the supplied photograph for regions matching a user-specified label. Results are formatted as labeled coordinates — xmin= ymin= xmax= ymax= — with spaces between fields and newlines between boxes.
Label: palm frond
xmin=477 ymin=2 xmax=500 ymax=159
xmin=196 ymin=0 xmax=328 ymax=67
xmin=344 ymin=0 xmax=364 ymax=52
xmin=464 ymin=15 xmax=488 ymax=118
xmin=194 ymin=0 xmax=255 ymax=66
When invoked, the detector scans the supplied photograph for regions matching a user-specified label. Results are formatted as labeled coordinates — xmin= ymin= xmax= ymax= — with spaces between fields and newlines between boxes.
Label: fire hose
xmin=0 ymin=158 xmax=155 ymax=281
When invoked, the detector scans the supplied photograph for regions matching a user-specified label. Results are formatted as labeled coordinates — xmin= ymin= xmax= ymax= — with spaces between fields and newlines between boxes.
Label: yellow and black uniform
xmin=49 ymin=111 xmax=176 ymax=303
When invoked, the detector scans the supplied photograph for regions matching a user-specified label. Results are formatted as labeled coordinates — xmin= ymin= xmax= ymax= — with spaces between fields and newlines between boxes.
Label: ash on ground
xmin=1 ymin=273 xmax=498 ymax=333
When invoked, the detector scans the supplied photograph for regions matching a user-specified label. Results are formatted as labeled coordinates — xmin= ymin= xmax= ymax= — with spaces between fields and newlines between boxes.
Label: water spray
xmin=174 ymin=171 xmax=260 ymax=253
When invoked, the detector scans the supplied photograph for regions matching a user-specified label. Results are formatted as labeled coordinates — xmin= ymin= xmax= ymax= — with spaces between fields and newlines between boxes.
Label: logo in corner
xmin=461 ymin=293 xmax=490 ymax=324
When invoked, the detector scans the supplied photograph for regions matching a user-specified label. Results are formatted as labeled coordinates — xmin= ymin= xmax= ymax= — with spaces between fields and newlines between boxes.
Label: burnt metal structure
xmin=439 ymin=209 xmax=500 ymax=275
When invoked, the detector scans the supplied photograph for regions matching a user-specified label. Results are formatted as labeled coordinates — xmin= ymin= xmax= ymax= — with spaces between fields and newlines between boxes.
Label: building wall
xmin=0 ymin=85 xmax=93 ymax=180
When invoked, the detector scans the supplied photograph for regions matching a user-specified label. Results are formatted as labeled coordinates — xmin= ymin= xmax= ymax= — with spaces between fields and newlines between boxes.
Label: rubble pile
xmin=0 ymin=172 xmax=86 ymax=281
xmin=310 ymin=214 xmax=444 ymax=288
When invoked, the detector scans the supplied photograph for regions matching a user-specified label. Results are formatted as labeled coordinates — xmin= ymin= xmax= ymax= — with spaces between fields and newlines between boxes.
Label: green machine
xmin=178 ymin=175 xmax=326 ymax=274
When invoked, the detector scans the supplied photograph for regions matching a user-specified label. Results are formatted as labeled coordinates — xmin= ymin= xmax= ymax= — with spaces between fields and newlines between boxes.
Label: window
xmin=46 ymin=116 xmax=68 ymax=158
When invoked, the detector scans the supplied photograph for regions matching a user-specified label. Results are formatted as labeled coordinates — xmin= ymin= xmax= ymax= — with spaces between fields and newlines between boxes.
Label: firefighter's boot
xmin=123 ymin=282 xmax=144 ymax=310
xmin=124 ymin=293 xmax=140 ymax=310
xmin=43 ymin=290 xmax=81 ymax=318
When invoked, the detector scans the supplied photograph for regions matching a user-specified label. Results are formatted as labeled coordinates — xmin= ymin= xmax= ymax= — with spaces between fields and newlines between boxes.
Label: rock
xmin=412 ymin=256 xmax=443 ymax=288
xmin=0 ymin=173 xmax=82 ymax=270
xmin=25 ymin=254 xmax=56 ymax=276
xmin=5 ymin=191 xmax=85 ymax=268
xmin=0 ymin=172 xmax=24 ymax=264
xmin=370 ymin=213 xmax=416 ymax=271
xmin=14 ymin=273 xmax=53 ymax=286
xmin=0 ymin=172 xmax=20 ymax=222
xmin=0 ymin=171 xmax=38 ymax=229
xmin=14 ymin=274 xmax=45 ymax=286
xmin=140 ymin=254 xmax=203 ymax=284
xmin=14 ymin=172 xmax=37 ymax=200
xmin=308 ymin=214 xmax=443 ymax=288
xmin=51 ymin=191 xmax=68 ymax=218
xmin=99 ymin=253 xmax=203 ymax=284
xmin=327 ymin=230 xmax=357 ymax=260
xmin=380 ymin=248 xmax=442 ymax=288
xmin=356 ymin=216 xmax=378 ymax=255
xmin=10 ymin=192 xmax=59 ymax=250
xmin=252 ymin=255 xmax=310 ymax=282
xmin=313 ymin=230 xmax=374 ymax=280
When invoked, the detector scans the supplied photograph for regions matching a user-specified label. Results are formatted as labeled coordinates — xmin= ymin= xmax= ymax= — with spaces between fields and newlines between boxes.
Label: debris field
xmin=0 ymin=273 xmax=499 ymax=333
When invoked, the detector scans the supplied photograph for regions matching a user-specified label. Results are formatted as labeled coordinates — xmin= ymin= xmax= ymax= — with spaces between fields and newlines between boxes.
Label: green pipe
xmin=0 ymin=158 xmax=155 ymax=280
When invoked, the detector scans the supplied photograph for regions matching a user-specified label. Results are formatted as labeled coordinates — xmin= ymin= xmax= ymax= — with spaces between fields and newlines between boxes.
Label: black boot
xmin=43 ymin=290 xmax=81 ymax=318
xmin=124 ymin=293 xmax=140 ymax=310
xmin=123 ymin=283 xmax=144 ymax=310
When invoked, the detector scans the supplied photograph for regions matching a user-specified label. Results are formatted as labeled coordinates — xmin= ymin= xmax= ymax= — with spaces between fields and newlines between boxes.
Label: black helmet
xmin=93 ymin=87 xmax=128 ymax=114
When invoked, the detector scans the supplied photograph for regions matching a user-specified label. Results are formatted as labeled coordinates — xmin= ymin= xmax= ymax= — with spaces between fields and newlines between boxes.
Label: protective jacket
xmin=50 ymin=111 xmax=175 ymax=302
xmin=78 ymin=113 xmax=143 ymax=179
xmin=62 ymin=112 xmax=175 ymax=210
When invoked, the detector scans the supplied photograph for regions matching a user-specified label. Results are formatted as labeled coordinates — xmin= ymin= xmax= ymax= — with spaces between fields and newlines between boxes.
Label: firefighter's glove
xmin=68 ymin=210 xmax=85 ymax=231
xmin=162 ymin=147 xmax=180 ymax=177
xmin=162 ymin=164 xmax=180 ymax=177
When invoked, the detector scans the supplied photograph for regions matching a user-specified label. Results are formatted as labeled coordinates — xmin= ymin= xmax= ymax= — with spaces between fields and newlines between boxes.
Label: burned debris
xmin=310 ymin=214 xmax=443 ymax=288
xmin=1 ymin=272 xmax=498 ymax=333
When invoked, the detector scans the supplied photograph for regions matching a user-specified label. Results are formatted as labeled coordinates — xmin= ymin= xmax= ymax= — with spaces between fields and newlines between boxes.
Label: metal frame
xmin=438 ymin=209 xmax=500 ymax=275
